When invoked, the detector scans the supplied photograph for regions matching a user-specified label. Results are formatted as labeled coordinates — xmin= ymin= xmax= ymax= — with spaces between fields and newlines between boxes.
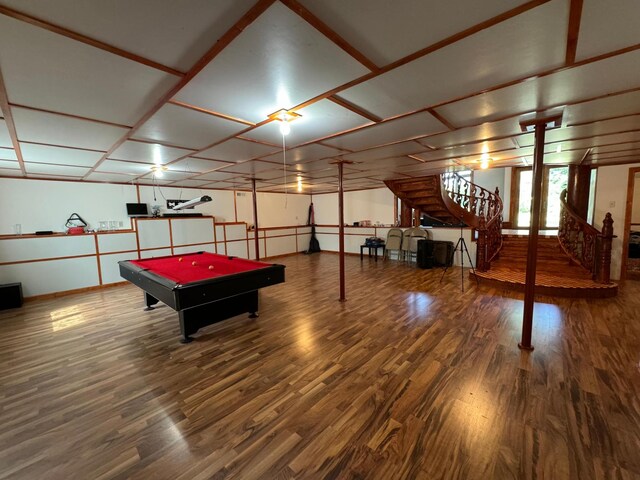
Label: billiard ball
xmin=208 ymin=265 xmax=214 ymax=270
xmin=192 ymin=261 xmax=197 ymax=266
xmin=178 ymin=257 xmax=183 ymax=262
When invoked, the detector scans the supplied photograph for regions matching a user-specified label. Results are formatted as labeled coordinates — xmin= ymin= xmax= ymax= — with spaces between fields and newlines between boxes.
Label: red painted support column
xmin=338 ymin=162 xmax=346 ymax=302
xmin=252 ymin=178 xmax=260 ymax=261
xmin=519 ymin=123 xmax=546 ymax=351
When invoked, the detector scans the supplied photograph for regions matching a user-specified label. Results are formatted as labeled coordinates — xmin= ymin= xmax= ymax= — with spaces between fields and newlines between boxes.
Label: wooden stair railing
xmin=558 ymin=189 xmax=615 ymax=284
xmin=440 ymin=172 xmax=503 ymax=271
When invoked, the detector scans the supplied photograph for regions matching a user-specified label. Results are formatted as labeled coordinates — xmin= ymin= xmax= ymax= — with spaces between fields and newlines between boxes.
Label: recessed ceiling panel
xmin=412 ymin=138 xmax=517 ymax=162
xmin=132 ymin=104 xmax=247 ymax=149
xmin=0 ymin=0 xmax=256 ymax=72
xmin=298 ymin=0 xmax=530 ymax=66
xmin=576 ymin=0 xmax=640 ymax=62
xmin=135 ymin=177 xmax=173 ymax=186
xmin=96 ymin=159 xmax=156 ymax=176
xmin=351 ymin=156 xmax=423 ymax=170
xmin=85 ymin=172 xmax=137 ymax=183
xmin=339 ymin=0 xmax=568 ymax=118
xmin=0 ymin=159 xmax=19 ymax=169
xmin=0 ymin=15 xmax=178 ymax=125
xmin=197 ymin=138 xmax=279 ymax=162
xmin=323 ymin=111 xmax=446 ymax=151
xmin=20 ymin=143 xmax=103 ymax=167
xmin=139 ymin=170 xmax=193 ymax=181
xmin=519 ymin=116 xmax=640 ymax=147
xmin=12 ymin=107 xmax=128 ymax=150
xmin=0 ymin=119 xmax=12 ymax=147
xmin=170 ymin=157 xmax=233 ymax=173
xmin=259 ymin=143 xmax=346 ymax=164
xmin=342 ymin=141 xmax=428 ymax=162
xmin=435 ymin=49 xmax=640 ymax=127
xmin=395 ymin=159 xmax=458 ymax=174
xmin=421 ymin=118 xmax=521 ymax=149
xmin=591 ymin=142 xmax=640 ymax=155
xmin=565 ymin=91 xmax=640 ymax=126
xmin=0 ymin=167 xmax=24 ymax=176
xmin=217 ymin=160 xmax=280 ymax=175
xmin=243 ymin=100 xmax=371 ymax=146
xmin=166 ymin=179 xmax=213 ymax=188
xmin=174 ymin=2 xmax=369 ymax=123
xmin=0 ymin=147 xmax=17 ymax=160
xmin=110 ymin=140 xmax=194 ymax=164
xmin=24 ymin=162 xmax=89 ymax=176
xmin=192 ymin=171 xmax=240 ymax=182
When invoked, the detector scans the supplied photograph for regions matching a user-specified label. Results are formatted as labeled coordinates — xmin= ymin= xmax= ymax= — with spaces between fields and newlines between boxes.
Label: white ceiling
xmin=0 ymin=0 xmax=638 ymax=193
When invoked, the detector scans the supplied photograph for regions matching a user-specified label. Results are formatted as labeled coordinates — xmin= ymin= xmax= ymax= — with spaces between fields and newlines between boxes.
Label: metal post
xmin=519 ymin=123 xmax=546 ymax=351
xmin=252 ymin=178 xmax=260 ymax=261
xmin=338 ymin=162 xmax=346 ymax=302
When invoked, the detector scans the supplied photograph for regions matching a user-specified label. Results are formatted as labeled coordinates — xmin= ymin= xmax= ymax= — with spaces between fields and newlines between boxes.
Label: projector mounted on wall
xmin=171 ymin=195 xmax=212 ymax=211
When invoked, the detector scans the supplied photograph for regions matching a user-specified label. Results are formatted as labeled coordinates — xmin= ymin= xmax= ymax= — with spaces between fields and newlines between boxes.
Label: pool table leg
xmin=178 ymin=311 xmax=194 ymax=344
xmin=144 ymin=292 xmax=160 ymax=311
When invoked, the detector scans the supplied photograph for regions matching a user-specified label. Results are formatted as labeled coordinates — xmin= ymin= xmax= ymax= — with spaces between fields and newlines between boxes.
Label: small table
xmin=360 ymin=244 xmax=385 ymax=261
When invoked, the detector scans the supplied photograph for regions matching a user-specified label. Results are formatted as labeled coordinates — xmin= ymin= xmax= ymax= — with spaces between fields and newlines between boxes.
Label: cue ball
xmin=208 ymin=265 xmax=214 ymax=270
xmin=178 ymin=257 xmax=183 ymax=262
xmin=192 ymin=261 xmax=197 ymax=266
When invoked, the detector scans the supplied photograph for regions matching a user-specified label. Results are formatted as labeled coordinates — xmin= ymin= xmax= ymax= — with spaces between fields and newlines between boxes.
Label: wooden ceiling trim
xmin=291 ymin=0 xmax=552 ymax=112
xmin=568 ymin=113 xmax=640 ymax=128
xmin=19 ymin=140 xmax=107 ymax=154
xmin=167 ymin=100 xmax=256 ymax=126
xmin=279 ymin=0 xmax=379 ymax=72
xmin=83 ymin=0 xmax=277 ymax=180
xmin=328 ymin=95 xmax=382 ymax=123
xmin=0 ymin=6 xmax=184 ymax=77
xmin=9 ymin=103 xmax=132 ymax=129
xmin=587 ymin=156 xmax=640 ymax=167
xmin=126 ymin=138 xmax=197 ymax=151
xmin=565 ymin=0 xmax=583 ymax=65
xmin=432 ymin=42 xmax=640 ymax=112
xmin=235 ymin=135 xmax=282 ymax=148
xmin=589 ymin=150 xmax=640 ymax=161
xmin=427 ymin=108 xmax=457 ymax=131
xmin=0 ymin=67 xmax=25 ymax=174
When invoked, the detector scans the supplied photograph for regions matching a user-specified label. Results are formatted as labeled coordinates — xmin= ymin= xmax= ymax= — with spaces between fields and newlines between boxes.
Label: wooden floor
xmin=1 ymin=254 xmax=640 ymax=479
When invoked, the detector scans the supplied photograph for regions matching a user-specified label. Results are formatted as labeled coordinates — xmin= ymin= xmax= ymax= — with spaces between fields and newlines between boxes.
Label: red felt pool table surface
xmin=131 ymin=252 xmax=272 ymax=284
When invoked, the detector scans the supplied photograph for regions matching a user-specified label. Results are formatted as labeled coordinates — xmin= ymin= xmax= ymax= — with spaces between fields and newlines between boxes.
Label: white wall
xmin=593 ymin=163 xmax=640 ymax=280
xmin=235 ymin=191 xmax=311 ymax=227
xmin=0 ymin=177 xmax=137 ymax=234
xmin=138 ymin=185 xmax=236 ymax=222
xmin=313 ymin=188 xmax=395 ymax=226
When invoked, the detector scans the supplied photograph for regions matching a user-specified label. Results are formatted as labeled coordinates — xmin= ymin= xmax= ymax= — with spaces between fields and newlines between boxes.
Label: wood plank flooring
xmin=1 ymin=254 xmax=639 ymax=479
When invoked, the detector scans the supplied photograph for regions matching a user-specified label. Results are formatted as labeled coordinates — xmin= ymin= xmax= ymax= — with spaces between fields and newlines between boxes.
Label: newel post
xmin=477 ymin=214 xmax=487 ymax=272
xmin=596 ymin=213 xmax=614 ymax=284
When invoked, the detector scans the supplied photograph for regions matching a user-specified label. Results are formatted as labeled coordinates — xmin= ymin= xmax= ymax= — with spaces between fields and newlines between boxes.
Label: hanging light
xmin=297 ymin=175 xmax=303 ymax=192
xmin=279 ymin=119 xmax=291 ymax=136
xmin=150 ymin=165 xmax=167 ymax=178
xmin=479 ymin=153 xmax=491 ymax=170
xmin=268 ymin=108 xmax=301 ymax=136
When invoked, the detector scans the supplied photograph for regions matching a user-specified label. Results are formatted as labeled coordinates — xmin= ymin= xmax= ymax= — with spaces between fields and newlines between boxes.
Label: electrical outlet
xmin=609 ymin=201 xmax=616 ymax=208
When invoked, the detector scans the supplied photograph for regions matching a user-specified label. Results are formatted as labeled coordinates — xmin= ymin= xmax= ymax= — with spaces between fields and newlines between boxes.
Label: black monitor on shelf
xmin=126 ymin=203 xmax=149 ymax=217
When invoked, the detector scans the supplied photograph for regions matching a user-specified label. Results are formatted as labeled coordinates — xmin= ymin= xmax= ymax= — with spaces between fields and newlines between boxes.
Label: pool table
xmin=119 ymin=252 xmax=285 ymax=343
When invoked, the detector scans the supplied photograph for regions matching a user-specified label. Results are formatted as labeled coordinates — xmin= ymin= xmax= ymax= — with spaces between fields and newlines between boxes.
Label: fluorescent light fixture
xmin=172 ymin=195 xmax=212 ymax=211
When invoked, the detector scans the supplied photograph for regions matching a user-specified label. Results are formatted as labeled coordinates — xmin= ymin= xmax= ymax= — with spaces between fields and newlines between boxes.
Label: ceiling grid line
xmin=0 ymin=5 xmax=185 ymax=77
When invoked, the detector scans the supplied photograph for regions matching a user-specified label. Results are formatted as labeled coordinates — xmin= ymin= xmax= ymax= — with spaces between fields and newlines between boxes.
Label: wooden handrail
xmin=558 ymin=189 xmax=615 ymax=283
xmin=440 ymin=172 xmax=503 ymax=271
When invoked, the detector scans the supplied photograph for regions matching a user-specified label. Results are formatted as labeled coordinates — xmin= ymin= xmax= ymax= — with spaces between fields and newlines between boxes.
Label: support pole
xmin=251 ymin=178 xmax=260 ymax=261
xmin=338 ymin=162 xmax=346 ymax=302
xmin=519 ymin=123 xmax=546 ymax=351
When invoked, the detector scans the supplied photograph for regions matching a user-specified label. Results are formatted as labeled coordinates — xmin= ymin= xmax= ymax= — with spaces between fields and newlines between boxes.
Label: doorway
xmin=622 ymin=167 xmax=640 ymax=281
xmin=511 ymin=166 xmax=569 ymax=229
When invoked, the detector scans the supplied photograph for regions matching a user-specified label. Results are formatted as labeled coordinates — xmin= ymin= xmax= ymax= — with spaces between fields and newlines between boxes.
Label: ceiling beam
xmin=83 ymin=0 xmax=278 ymax=180
xmin=328 ymin=95 xmax=382 ymax=123
xmin=427 ymin=108 xmax=457 ymax=131
xmin=279 ymin=0 xmax=379 ymax=72
xmin=9 ymin=103 xmax=132 ymax=129
xmin=0 ymin=67 xmax=25 ymax=175
xmin=565 ymin=0 xmax=584 ymax=65
xmin=167 ymin=100 xmax=256 ymax=126
xmin=0 ymin=6 xmax=184 ymax=77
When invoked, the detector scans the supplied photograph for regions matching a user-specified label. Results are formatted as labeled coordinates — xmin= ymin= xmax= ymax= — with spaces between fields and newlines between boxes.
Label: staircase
xmin=471 ymin=234 xmax=618 ymax=297
xmin=385 ymin=175 xmax=618 ymax=298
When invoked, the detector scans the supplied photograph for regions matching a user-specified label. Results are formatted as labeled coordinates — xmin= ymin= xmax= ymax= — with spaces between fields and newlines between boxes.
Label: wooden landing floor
xmin=471 ymin=267 xmax=619 ymax=298
xmin=1 ymin=254 xmax=639 ymax=479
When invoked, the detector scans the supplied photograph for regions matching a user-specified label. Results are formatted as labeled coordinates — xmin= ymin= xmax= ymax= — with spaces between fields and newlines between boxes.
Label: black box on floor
xmin=433 ymin=241 xmax=454 ymax=267
xmin=0 ymin=283 xmax=23 ymax=310
xmin=417 ymin=239 xmax=435 ymax=269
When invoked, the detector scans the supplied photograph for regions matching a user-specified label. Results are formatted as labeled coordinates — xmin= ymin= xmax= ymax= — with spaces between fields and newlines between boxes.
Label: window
xmin=512 ymin=166 xmax=569 ymax=229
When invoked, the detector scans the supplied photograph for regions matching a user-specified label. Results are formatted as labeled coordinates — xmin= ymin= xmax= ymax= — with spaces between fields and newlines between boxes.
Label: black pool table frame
xmin=119 ymin=256 xmax=285 ymax=343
